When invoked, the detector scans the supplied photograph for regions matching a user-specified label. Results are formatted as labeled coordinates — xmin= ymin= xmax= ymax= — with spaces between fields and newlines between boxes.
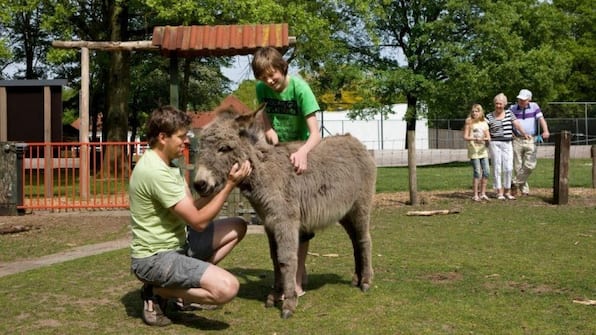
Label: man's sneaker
xmin=141 ymin=284 xmax=172 ymax=327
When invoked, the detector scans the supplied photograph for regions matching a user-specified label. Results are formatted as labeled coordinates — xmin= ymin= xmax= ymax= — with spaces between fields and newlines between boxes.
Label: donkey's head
xmin=192 ymin=104 xmax=266 ymax=197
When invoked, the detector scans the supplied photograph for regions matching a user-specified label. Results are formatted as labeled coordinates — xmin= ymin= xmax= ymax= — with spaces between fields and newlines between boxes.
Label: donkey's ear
xmin=254 ymin=103 xmax=267 ymax=128
xmin=235 ymin=103 xmax=267 ymax=130
xmin=235 ymin=113 xmax=255 ymax=129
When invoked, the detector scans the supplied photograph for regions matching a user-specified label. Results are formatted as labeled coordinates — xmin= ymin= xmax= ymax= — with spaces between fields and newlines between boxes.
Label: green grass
xmin=1 ymin=202 xmax=594 ymax=334
xmin=0 ymin=158 xmax=594 ymax=334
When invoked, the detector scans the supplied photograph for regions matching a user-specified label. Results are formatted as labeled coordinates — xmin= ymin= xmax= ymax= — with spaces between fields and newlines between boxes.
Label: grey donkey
xmin=193 ymin=105 xmax=375 ymax=319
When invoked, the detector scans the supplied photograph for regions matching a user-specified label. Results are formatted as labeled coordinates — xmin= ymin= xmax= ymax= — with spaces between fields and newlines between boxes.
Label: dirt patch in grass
xmin=0 ymin=210 xmax=129 ymax=238
xmin=423 ymin=271 xmax=464 ymax=284
xmin=374 ymin=188 xmax=596 ymax=207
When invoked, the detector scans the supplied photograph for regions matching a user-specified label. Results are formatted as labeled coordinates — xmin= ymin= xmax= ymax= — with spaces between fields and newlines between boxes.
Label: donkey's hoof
xmin=361 ymin=283 xmax=371 ymax=292
xmin=282 ymin=309 xmax=293 ymax=319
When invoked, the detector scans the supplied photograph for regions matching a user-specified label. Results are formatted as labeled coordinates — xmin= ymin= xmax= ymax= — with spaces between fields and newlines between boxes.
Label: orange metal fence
xmin=18 ymin=142 xmax=190 ymax=211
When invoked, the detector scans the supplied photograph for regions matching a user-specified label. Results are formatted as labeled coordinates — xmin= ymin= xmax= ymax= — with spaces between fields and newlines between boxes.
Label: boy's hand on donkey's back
xmin=265 ymin=128 xmax=279 ymax=145
xmin=290 ymin=150 xmax=308 ymax=175
xmin=228 ymin=161 xmax=252 ymax=185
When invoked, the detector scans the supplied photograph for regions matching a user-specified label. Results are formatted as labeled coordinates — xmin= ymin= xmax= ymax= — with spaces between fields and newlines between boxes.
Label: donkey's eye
xmin=218 ymin=145 xmax=233 ymax=153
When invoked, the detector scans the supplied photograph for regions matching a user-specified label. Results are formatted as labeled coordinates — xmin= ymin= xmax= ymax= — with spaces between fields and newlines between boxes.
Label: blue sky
xmin=221 ymin=55 xmax=254 ymax=90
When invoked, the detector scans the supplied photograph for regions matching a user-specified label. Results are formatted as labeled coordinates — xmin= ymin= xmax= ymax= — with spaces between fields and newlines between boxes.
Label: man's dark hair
xmin=146 ymin=105 xmax=192 ymax=147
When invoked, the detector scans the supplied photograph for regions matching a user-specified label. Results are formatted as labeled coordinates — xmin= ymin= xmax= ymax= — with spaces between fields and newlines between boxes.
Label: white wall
xmin=317 ymin=104 xmax=429 ymax=150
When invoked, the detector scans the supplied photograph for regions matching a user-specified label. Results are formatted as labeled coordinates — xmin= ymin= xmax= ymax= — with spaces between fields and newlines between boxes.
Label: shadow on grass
xmin=119 ymin=267 xmax=349 ymax=327
xmin=120 ymin=288 xmax=230 ymax=330
xmin=432 ymin=190 xmax=555 ymax=204
xmin=435 ymin=191 xmax=470 ymax=200
xmin=230 ymin=267 xmax=350 ymax=301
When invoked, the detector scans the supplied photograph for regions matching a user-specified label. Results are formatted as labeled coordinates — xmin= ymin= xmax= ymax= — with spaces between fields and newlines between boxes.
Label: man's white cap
xmin=517 ymin=89 xmax=532 ymax=100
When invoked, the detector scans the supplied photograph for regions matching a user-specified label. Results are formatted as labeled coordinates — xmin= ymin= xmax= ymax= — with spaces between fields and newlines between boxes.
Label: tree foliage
xmin=1 ymin=0 xmax=594 ymax=140
xmin=0 ymin=0 xmax=56 ymax=79
xmin=306 ymin=0 xmax=594 ymax=121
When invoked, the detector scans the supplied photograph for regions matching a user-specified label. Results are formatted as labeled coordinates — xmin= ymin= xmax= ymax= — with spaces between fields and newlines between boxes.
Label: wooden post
xmin=553 ymin=131 xmax=570 ymax=204
xmin=43 ymin=86 xmax=53 ymax=199
xmin=170 ymin=54 xmax=179 ymax=108
xmin=592 ymin=144 xmax=596 ymax=188
xmin=407 ymin=130 xmax=418 ymax=205
xmin=79 ymin=47 xmax=90 ymax=201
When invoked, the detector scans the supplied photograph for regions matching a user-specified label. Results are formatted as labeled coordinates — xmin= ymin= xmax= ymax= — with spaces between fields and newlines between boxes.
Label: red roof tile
xmin=152 ymin=24 xmax=294 ymax=57
xmin=190 ymin=95 xmax=253 ymax=129
xmin=190 ymin=112 xmax=216 ymax=129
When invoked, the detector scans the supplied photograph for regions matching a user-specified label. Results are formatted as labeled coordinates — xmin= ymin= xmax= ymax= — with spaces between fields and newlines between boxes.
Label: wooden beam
xmin=52 ymin=40 xmax=158 ymax=51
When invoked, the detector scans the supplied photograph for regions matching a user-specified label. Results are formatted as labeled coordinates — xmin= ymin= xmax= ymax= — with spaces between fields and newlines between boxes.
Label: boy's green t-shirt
xmin=256 ymin=75 xmax=320 ymax=142
xmin=129 ymin=149 xmax=187 ymax=258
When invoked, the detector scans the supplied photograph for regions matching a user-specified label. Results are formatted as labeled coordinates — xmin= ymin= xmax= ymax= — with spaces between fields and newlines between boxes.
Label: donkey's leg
xmin=340 ymin=216 xmax=362 ymax=286
xmin=340 ymin=204 xmax=373 ymax=292
xmin=273 ymin=222 xmax=300 ymax=319
xmin=264 ymin=226 xmax=283 ymax=307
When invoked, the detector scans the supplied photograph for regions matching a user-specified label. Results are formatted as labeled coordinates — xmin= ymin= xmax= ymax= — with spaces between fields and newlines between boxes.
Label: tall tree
xmin=0 ymin=0 xmax=54 ymax=79
xmin=551 ymin=0 xmax=596 ymax=104
xmin=320 ymin=1 xmax=579 ymax=119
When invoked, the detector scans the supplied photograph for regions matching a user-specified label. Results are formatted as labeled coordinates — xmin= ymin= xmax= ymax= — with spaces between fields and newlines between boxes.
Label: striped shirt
xmin=486 ymin=110 xmax=517 ymax=141
xmin=510 ymin=102 xmax=543 ymax=136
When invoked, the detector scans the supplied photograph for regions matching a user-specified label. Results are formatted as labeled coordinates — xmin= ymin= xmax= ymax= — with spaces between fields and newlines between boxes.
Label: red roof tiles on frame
xmin=152 ymin=24 xmax=294 ymax=57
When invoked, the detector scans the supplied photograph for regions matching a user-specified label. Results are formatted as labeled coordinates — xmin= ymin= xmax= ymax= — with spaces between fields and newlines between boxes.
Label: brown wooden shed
xmin=0 ymin=79 xmax=68 ymax=143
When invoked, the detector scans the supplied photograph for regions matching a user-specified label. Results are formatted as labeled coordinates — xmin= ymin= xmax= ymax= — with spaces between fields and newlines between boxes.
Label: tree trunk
xmin=103 ymin=0 xmax=131 ymax=177
xmin=406 ymin=94 xmax=418 ymax=205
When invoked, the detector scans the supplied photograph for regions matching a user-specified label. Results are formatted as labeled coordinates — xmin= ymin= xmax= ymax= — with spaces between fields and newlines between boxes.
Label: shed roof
xmin=152 ymin=24 xmax=294 ymax=57
xmin=0 ymin=79 xmax=68 ymax=87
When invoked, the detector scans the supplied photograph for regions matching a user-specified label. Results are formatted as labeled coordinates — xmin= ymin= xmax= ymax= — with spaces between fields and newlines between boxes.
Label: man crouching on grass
xmin=128 ymin=105 xmax=252 ymax=326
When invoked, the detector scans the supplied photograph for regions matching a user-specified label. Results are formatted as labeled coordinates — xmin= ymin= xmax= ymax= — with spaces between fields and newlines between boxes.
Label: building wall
xmin=317 ymin=104 xmax=430 ymax=150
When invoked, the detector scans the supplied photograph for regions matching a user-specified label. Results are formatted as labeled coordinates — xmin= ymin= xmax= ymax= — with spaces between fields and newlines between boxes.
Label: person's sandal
xmin=505 ymin=194 xmax=516 ymax=200
xmin=141 ymin=284 xmax=172 ymax=326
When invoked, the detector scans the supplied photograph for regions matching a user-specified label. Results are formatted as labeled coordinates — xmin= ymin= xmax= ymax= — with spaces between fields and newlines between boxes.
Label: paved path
xmin=0 ymin=225 xmax=264 ymax=278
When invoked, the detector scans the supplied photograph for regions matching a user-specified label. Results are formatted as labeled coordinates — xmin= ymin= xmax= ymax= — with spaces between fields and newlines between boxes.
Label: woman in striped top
xmin=486 ymin=93 xmax=529 ymax=200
